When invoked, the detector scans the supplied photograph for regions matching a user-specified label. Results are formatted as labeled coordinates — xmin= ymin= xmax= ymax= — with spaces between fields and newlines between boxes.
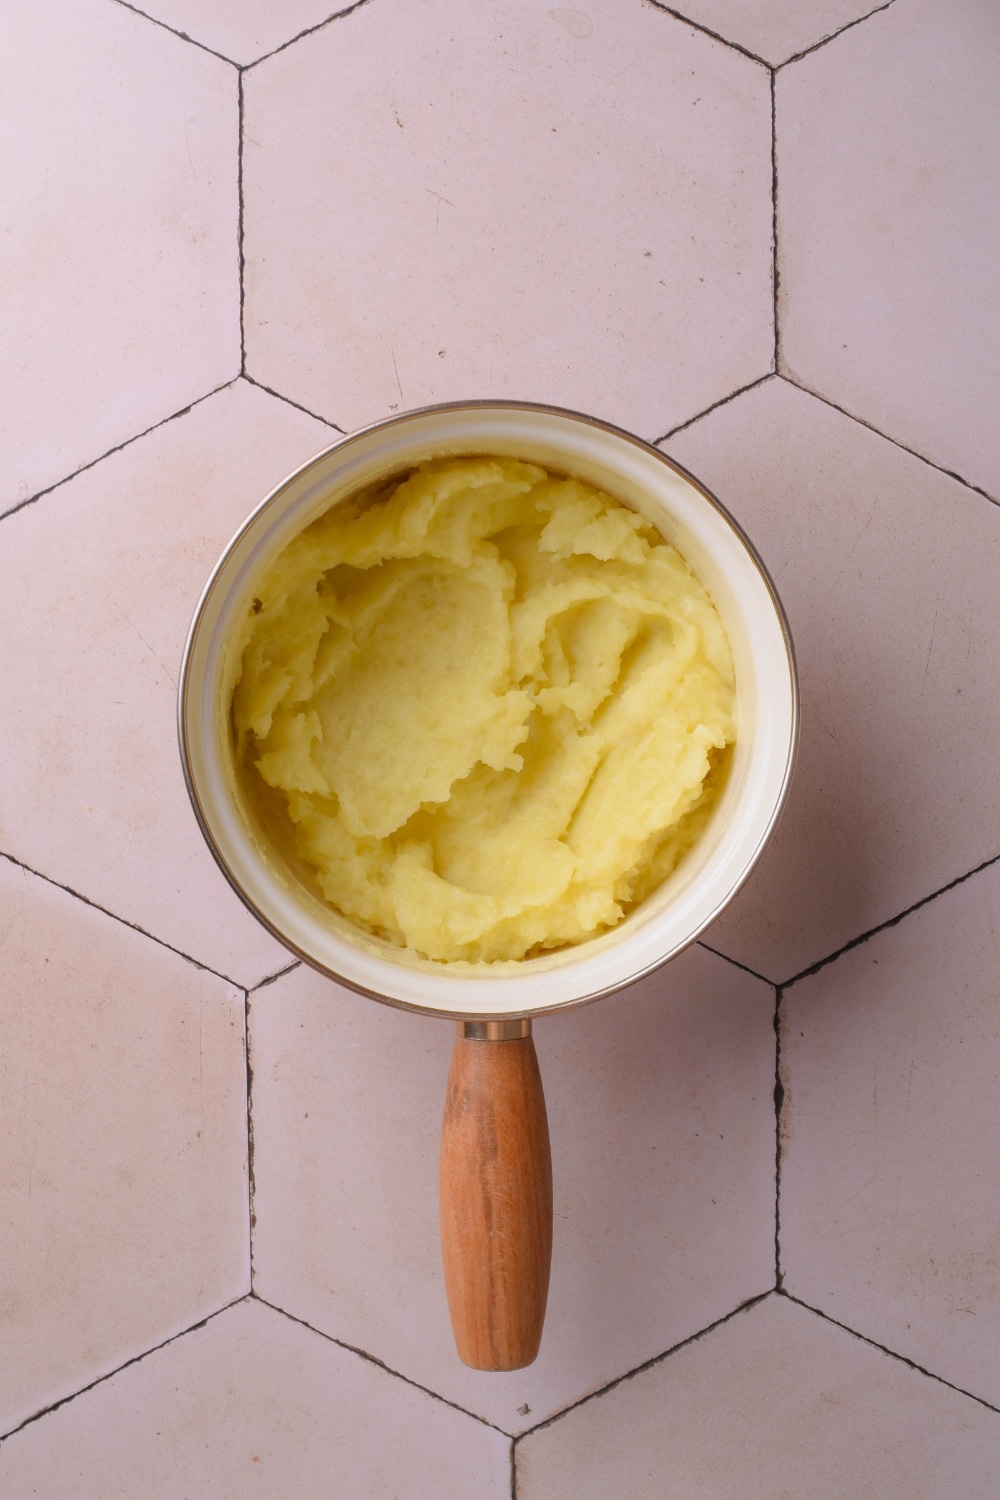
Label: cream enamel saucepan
xmin=179 ymin=401 xmax=797 ymax=1372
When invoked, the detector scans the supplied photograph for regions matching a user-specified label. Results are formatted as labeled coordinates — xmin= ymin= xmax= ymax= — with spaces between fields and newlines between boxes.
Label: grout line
xmin=642 ymin=1 xmax=769 ymax=66
xmin=118 ymin=0 xmax=377 ymax=71
xmin=245 ymin=0 xmax=375 ymax=72
xmin=778 ymin=377 xmax=999 ymax=508
xmin=773 ymin=987 xmax=785 ymax=1289
xmin=510 ymin=1437 xmax=518 ymax=1500
xmin=778 ymin=1291 xmax=1000 ymax=1415
xmin=696 ymin=940 xmax=774 ymax=986
xmin=770 ymin=68 xmax=779 ymax=372
xmin=245 ymin=991 xmax=257 ymax=1288
xmin=781 ymin=851 xmax=1000 ymax=991
xmin=0 ymin=1297 xmax=249 ymax=1446
xmin=111 ymin=0 xmax=237 ymax=64
xmin=249 ymin=1294 xmax=512 ymax=1435
xmin=238 ymin=70 xmax=247 ymax=375
xmin=775 ymin=0 xmax=898 ymax=70
xmin=1 ymin=380 xmax=238 ymax=524
xmin=240 ymin=373 xmax=346 ymax=433
xmin=0 ymin=848 xmax=248 ymax=989
xmin=654 ymin=374 xmax=774 ymax=446
xmin=518 ymin=1291 xmax=773 ymax=1438
xmin=250 ymin=960 xmax=302 ymax=992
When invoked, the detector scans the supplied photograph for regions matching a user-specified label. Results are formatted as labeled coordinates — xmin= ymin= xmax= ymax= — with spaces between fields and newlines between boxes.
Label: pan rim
xmin=179 ymin=398 xmax=798 ymax=1017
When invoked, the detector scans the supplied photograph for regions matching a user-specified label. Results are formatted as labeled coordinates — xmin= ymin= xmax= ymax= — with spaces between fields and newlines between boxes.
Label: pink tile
xmin=517 ymin=1295 xmax=1000 ymax=1499
xmin=781 ymin=860 xmax=1000 ymax=1407
xmin=250 ymin=945 xmax=775 ymax=1432
xmin=1 ymin=0 xmax=239 ymax=515
xmin=663 ymin=0 xmax=888 ymax=65
xmin=0 ymin=1299 xmax=511 ymax=1498
xmin=131 ymin=0 xmax=361 ymax=66
xmin=667 ymin=378 xmax=1000 ymax=981
xmin=0 ymin=860 xmax=248 ymax=1435
xmin=778 ymin=0 xmax=1000 ymax=498
xmin=243 ymin=0 xmax=773 ymax=439
xmin=0 ymin=381 xmax=336 ymax=987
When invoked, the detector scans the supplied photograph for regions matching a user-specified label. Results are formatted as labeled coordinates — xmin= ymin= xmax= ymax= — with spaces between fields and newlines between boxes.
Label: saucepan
xmin=178 ymin=400 xmax=797 ymax=1371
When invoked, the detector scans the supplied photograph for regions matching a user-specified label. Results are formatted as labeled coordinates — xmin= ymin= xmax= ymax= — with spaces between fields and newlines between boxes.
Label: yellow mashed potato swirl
xmin=231 ymin=456 xmax=735 ymax=963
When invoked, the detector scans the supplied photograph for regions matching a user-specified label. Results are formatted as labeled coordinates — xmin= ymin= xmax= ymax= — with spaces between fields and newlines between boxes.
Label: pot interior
xmin=179 ymin=402 xmax=797 ymax=1019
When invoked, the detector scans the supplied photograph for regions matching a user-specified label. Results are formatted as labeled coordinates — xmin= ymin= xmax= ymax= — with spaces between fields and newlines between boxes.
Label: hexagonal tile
xmin=781 ymin=859 xmax=1000 ymax=1407
xmin=0 ymin=858 xmax=248 ymax=1435
xmin=1 ymin=0 xmax=239 ymax=515
xmin=0 ymin=1299 xmax=511 ymax=1496
xmin=243 ymin=0 xmax=773 ymax=439
xmin=777 ymin=0 xmax=1000 ymax=498
xmin=127 ymin=0 xmax=362 ymax=66
xmin=0 ymin=381 xmax=336 ymax=987
xmin=249 ymin=944 xmax=776 ymax=1432
xmin=658 ymin=0 xmax=890 ymax=66
xmin=666 ymin=377 xmax=1000 ymax=982
xmin=517 ymin=1295 xmax=1000 ymax=1500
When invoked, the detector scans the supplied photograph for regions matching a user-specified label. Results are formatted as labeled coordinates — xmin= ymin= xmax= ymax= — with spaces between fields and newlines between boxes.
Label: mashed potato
xmin=231 ymin=456 xmax=735 ymax=963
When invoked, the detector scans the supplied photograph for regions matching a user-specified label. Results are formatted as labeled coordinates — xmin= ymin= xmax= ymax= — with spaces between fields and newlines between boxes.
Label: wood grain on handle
xmin=439 ymin=1026 xmax=553 ymax=1371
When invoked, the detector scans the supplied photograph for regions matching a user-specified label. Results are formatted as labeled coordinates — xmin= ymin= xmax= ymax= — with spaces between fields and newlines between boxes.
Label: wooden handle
xmin=439 ymin=1023 xmax=553 ymax=1371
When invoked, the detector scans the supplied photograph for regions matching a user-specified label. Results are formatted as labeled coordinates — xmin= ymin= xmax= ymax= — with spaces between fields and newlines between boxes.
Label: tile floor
xmin=2 ymin=0 xmax=998 ymax=1494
